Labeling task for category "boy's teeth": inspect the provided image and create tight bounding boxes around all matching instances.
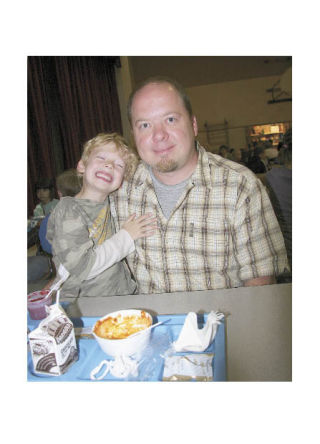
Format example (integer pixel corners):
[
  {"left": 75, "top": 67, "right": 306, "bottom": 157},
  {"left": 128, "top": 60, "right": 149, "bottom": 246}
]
[{"left": 96, "top": 172, "right": 112, "bottom": 181}]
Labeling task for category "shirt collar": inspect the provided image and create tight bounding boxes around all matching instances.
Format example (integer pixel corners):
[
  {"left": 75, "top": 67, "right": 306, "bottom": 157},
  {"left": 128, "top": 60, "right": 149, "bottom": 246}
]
[{"left": 189, "top": 142, "right": 214, "bottom": 189}]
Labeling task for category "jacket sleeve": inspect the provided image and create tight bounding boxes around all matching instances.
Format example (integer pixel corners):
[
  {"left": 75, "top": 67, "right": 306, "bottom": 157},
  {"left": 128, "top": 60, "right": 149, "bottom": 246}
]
[
  {"left": 47, "top": 199, "right": 98, "bottom": 283},
  {"left": 85, "top": 229, "right": 135, "bottom": 280}
]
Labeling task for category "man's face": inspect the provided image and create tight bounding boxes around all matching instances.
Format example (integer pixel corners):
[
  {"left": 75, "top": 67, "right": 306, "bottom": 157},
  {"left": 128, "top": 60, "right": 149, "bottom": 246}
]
[
  {"left": 131, "top": 82, "right": 198, "bottom": 180},
  {"left": 220, "top": 148, "right": 227, "bottom": 158}
]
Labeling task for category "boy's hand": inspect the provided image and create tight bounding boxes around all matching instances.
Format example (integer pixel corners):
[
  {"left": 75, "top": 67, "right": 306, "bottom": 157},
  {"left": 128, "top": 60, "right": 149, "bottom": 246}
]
[{"left": 122, "top": 213, "right": 158, "bottom": 240}]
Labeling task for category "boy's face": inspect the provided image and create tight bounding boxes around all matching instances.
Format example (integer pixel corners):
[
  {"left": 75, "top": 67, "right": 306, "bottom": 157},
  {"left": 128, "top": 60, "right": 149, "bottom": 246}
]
[
  {"left": 77, "top": 143, "right": 126, "bottom": 200},
  {"left": 37, "top": 188, "right": 51, "bottom": 204}
]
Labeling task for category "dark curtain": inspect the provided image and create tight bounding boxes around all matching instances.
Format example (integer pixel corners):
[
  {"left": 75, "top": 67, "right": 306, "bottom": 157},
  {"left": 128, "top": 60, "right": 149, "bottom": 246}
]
[
  {"left": 27, "top": 56, "right": 122, "bottom": 217},
  {"left": 28, "top": 57, "right": 58, "bottom": 216}
]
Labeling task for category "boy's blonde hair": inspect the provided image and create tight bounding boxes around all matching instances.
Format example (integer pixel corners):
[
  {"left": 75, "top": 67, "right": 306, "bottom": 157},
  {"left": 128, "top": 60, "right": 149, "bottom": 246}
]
[{"left": 80, "top": 132, "right": 137, "bottom": 179}]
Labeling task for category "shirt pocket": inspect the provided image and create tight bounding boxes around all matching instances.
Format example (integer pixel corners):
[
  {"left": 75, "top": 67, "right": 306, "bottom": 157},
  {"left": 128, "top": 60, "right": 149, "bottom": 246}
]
[{"left": 188, "top": 217, "right": 231, "bottom": 272}]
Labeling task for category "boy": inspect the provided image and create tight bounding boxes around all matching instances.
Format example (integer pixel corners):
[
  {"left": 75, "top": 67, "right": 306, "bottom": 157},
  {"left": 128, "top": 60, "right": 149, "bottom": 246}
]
[
  {"left": 28, "top": 169, "right": 82, "bottom": 284},
  {"left": 56, "top": 168, "right": 82, "bottom": 199},
  {"left": 40, "top": 168, "right": 82, "bottom": 255},
  {"left": 33, "top": 178, "right": 59, "bottom": 217},
  {"left": 46, "top": 133, "right": 157, "bottom": 307}
]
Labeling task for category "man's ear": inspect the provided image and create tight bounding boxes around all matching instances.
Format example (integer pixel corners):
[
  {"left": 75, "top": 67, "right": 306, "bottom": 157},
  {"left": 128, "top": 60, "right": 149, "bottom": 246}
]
[
  {"left": 192, "top": 115, "right": 198, "bottom": 137},
  {"left": 77, "top": 160, "right": 85, "bottom": 174}
]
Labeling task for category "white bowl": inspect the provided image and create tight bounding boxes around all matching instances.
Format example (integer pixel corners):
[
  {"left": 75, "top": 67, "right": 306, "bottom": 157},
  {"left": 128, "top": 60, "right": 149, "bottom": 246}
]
[{"left": 92, "top": 309, "right": 153, "bottom": 357}]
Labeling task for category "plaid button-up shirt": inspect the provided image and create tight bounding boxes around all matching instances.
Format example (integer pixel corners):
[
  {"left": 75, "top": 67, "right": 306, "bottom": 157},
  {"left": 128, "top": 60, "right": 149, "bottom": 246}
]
[{"left": 110, "top": 145, "right": 289, "bottom": 294}]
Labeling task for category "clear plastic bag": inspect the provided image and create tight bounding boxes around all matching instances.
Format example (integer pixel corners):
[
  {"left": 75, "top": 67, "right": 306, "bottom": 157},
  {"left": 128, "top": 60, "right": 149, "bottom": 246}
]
[{"left": 126, "top": 329, "right": 173, "bottom": 381}]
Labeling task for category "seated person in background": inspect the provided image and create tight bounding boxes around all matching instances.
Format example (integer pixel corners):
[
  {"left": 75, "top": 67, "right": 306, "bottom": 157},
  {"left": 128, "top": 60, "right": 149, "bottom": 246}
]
[
  {"left": 266, "top": 133, "right": 292, "bottom": 272},
  {"left": 39, "top": 169, "right": 82, "bottom": 255},
  {"left": 228, "top": 148, "right": 235, "bottom": 160},
  {"left": 104, "top": 77, "right": 289, "bottom": 294},
  {"left": 247, "top": 145, "right": 270, "bottom": 174},
  {"left": 240, "top": 146, "right": 251, "bottom": 165},
  {"left": 276, "top": 141, "right": 283, "bottom": 153},
  {"left": 28, "top": 178, "right": 59, "bottom": 248},
  {"left": 57, "top": 168, "right": 83, "bottom": 199},
  {"left": 28, "top": 169, "right": 82, "bottom": 282},
  {"left": 218, "top": 145, "right": 229, "bottom": 158},
  {"left": 46, "top": 133, "right": 157, "bottom": 310},
  {"left": 264, "top": 146, "right": 279, "bottom": 168},
  {"left": 33, "top": 178, "right": 59, "bottom": 218},
  {"left": 228, "top": 147, "right": 243, "bottom": 164},
  {"left": 28, "top": 248, "right": 53, "bottom": 283}
]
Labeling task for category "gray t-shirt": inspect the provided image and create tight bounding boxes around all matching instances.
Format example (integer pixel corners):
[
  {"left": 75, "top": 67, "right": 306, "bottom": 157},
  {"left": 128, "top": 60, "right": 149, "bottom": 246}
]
[
  {"left": 47, "top": 197, "right": 136, "bottom": 301},
  {"left": 149, "top": 168, "right": 189, "bottom": 219}
]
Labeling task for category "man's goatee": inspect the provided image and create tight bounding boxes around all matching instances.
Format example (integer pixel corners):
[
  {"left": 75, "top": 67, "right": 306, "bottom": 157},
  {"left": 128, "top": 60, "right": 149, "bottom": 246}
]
[{"left": 155, "top": 158, "right": 178, "bottom": 173}]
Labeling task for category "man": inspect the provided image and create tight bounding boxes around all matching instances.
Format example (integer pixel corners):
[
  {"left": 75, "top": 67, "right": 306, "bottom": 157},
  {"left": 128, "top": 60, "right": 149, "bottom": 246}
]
[
  {"left": 247, "top": 145, "right": 270, "bottom": 174},
  {"left": 109, "top": 77, "right": 289, "bottom": 294}
]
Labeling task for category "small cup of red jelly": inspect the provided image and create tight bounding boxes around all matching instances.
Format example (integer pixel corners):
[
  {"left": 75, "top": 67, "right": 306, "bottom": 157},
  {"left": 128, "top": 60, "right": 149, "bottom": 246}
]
[{"left": 27, "top": 290, "right": 52, "bottom": 320}]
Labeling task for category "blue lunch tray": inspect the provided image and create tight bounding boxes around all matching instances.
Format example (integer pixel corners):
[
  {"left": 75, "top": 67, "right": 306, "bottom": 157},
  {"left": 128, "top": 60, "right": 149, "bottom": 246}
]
[{"left": 27, "top": 312, "right": 226, "bottom": 382}]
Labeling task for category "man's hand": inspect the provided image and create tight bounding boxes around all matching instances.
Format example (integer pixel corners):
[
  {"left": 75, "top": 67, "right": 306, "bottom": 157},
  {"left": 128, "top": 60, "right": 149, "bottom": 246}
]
[{"left": 244, "top": 275, "right": 276, "bottom": 287}]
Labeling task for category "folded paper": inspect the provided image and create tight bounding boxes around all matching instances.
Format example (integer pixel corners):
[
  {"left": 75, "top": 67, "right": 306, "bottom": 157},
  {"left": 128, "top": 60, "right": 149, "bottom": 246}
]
[{"left": 173, "top": 311, "right": 224, "bottom": 352}]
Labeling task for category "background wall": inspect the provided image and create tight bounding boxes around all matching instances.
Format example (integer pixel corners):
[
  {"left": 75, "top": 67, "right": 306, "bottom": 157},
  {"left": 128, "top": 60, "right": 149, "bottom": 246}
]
[
  {"left": 116, "top": 57, "right": 292, "bottom": 154},
  {"left": 115, "top": 57, "right": 134, "bottom": 145},
  {"left": 187, "top": 75, "right": 291, "bottom": 152}
]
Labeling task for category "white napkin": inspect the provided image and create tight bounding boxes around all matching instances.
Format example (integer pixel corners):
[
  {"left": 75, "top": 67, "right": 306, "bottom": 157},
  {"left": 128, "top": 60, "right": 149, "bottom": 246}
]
[{"left": 173, "top": 311, "right": 224, "bottom": 352}]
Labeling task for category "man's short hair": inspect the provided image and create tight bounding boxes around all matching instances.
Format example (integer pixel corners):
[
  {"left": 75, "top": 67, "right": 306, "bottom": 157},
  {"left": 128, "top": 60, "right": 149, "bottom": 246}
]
[{"left": 127, "top": 76, "right": 193, "bottom": 126}]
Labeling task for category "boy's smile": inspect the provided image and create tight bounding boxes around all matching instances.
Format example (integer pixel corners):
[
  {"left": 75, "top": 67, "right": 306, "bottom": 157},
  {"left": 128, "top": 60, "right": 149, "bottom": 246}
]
[
  {"left": 95, "top": 171, "right": 113, "bottom": 183},
  {"left": 77, "top": 143, "right": 126, "bottom": 202}
]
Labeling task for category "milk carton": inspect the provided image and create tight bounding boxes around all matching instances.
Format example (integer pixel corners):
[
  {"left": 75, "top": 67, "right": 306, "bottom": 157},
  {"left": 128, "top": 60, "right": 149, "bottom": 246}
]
[{"left": 28, "top": 303, "right": 78, "bottom": 376}]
